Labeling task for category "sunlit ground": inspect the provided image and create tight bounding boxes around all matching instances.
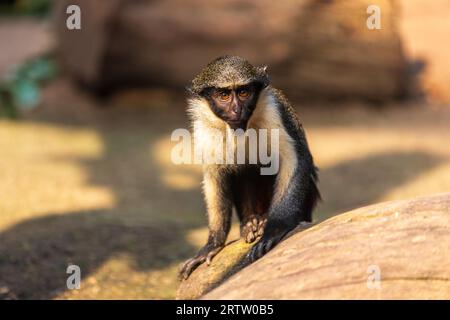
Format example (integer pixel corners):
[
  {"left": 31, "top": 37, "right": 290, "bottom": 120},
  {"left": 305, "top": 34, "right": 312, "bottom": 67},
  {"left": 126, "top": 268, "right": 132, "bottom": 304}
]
[{"left": 1, "top": 78, "right": 450, "bottom": 299}]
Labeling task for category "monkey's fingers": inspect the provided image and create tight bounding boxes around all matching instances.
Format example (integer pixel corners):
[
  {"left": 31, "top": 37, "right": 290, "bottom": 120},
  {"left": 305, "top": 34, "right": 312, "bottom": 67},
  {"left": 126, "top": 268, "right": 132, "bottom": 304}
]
[
  {"left": 249, "top": 239, "right": 273, "bottom": 262},
  {"left": 251, "top": 217, "right": 258, "bottom": 231},
  {"left": 257, "top": 219, "right": 267, "bottom": 237},
  {"left": 246, "top": 232, "right": 284, "bottom": 263},
  {"left": 205, "top": 246, "right": 224, "bottom": 266},
  {"left": 241, "top": 216, "right": 267, "bottom": 244},
  {"left": 178, "top": 256, "right": 206, "bottom": 280}
]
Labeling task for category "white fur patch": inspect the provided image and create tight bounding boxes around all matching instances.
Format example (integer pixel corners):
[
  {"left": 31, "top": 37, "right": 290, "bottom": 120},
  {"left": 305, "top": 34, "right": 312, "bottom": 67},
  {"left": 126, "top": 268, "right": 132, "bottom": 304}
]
[{"left": 188, "top": 87, "right": 298, "bottom": 205}]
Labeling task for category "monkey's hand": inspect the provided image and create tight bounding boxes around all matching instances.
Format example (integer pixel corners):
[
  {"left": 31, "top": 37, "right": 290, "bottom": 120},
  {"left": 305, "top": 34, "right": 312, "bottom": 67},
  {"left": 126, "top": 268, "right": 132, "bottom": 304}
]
[
  {"left": 241, "top": 215, "right": 267, "bottom": 243},
  {"left": 178, "top": 244, "right": 224, "bottom": 280},
  {"left": 245, "top": 224, "right": 289, "bottom": 263}
]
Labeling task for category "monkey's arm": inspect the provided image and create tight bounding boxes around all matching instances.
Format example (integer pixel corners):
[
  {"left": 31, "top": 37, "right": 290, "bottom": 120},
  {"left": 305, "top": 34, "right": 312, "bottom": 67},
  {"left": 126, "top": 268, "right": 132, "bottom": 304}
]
[{"left": 179, "top": 167, "right": 233, "bottom": 279}]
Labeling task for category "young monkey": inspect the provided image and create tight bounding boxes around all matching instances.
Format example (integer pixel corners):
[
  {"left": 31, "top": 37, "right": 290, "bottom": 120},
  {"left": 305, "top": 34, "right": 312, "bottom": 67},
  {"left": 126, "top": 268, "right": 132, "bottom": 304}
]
[{"left": 179, "top": 56, "right": 320, "bottom": 279}]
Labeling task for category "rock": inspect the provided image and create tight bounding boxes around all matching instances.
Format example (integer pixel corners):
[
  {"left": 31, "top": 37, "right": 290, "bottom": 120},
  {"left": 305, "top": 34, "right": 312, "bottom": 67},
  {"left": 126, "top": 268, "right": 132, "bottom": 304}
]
[
  {"left": 202, "top": 193, "right": 450, "bottom": 299},
  {"left": 176, "top": 193, "right": 450, "bottom": 299},
  {"left": 176, "top": 222, "right": 315, "bottom": 299},
  {"left": 54, "top": 0, "right": 407, "bottom": 101},
  {"left": 53, "top": 0, "right": 121, "bottom": 87},
  {"left": 176, "top": 240, "right": 253, "bottom": 300}
]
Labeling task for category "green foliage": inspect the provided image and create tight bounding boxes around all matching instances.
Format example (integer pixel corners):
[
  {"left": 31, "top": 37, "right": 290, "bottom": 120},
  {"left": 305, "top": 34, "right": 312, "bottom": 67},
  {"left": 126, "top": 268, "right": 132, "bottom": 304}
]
[
  {"left": 0, "top": 57, "right": 57, "bottom": 119},
  {"left": 0, "top": 0, "right": 52, "bottom": 17}
]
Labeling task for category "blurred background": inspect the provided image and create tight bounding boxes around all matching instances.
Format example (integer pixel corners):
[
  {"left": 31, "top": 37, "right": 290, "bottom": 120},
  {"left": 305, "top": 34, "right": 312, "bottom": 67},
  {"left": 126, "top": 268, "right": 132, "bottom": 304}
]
[{"left": 0, "top": 0, "right": 449, "bottom": 299}]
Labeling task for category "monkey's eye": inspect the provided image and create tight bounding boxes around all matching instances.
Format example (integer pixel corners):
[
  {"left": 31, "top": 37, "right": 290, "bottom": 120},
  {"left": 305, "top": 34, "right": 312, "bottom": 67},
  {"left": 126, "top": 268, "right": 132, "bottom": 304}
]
[
  {"left": 238, "top": 89, "right": 249, "bottom": 98},
  {"left": 218, "top": 91, "right": 231, "bottom": 101}
]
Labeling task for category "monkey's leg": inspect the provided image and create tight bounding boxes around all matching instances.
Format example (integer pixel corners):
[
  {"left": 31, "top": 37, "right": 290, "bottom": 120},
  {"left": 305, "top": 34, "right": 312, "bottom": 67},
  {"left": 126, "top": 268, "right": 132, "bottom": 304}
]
[
  {"left": 179, "top": 168, "right": 232, "bottom": 280},
  {"left": 233, "top": 168, "right": 273, "bottom": 243},
  {"left": 237, "top": 187, "right": 271, "bottom": 243},
  {"left": 246, "top": 164, "right": 320, "bottom": 263}
]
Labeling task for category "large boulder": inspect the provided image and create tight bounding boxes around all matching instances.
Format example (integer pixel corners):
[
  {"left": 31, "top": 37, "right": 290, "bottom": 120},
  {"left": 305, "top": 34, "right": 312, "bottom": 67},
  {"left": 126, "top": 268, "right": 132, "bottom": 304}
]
[
  {"left": 178, "top": 193, "right": 450, "bottom": 299},
  {"left": 54, "top": 0, "right": 407, "bottom": 100}
]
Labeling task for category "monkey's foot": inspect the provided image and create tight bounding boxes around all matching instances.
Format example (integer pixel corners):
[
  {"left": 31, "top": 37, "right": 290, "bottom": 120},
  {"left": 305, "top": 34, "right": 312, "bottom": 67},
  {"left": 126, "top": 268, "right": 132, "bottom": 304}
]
[
  {"left": 178, "top": 246, "right": 224, "bottom": 280},
  {"left": 241, "top": 216, "right": 267, "bottom": 243},
  {"left": 246, "top": 231, "right": 287, "bottom": 263}
]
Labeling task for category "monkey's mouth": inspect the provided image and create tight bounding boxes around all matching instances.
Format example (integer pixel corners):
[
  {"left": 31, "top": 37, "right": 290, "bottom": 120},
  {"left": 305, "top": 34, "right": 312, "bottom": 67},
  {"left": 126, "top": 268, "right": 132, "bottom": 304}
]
[{"left": 227, "top": 120, "right": 247, "bottom": 130}]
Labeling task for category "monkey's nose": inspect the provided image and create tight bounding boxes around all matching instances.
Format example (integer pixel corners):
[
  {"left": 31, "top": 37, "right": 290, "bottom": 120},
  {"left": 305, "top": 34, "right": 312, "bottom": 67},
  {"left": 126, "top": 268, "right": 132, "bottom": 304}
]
[{"left": 231, "top": 104, "right": 240, "bottom": 116}]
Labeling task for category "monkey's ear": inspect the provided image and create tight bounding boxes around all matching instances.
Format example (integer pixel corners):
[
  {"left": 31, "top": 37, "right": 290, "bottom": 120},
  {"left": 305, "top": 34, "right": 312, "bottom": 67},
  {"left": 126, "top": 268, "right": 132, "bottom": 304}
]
[
  {"left": 257, "top": 65, "right": 268, "bottom": 74},
  {"left": 185, "top": 85, "right": 198, "bottom": 97},
  {"left": 257, "top": 65, "right": 269, "bottom": 87}
]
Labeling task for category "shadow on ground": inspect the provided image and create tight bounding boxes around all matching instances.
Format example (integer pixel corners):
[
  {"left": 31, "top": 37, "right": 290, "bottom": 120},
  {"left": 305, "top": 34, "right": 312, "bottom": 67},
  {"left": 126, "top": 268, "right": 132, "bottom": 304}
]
[{"left": 0, "top": 209, "right": 193, "bottom": 299}]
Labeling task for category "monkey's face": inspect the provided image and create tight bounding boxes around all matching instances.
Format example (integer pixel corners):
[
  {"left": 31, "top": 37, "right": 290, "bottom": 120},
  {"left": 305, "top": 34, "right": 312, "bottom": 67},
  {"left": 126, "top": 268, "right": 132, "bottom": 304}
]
[{"left": 202, "top": 82, "right": 262, "bottom": 130}]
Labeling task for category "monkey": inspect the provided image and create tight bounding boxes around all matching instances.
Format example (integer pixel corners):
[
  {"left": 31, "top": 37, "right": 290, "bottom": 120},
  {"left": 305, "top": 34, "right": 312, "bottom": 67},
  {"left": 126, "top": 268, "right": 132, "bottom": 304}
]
[{"left": 179, "top": 56, "right": 320, "bottom": 280}]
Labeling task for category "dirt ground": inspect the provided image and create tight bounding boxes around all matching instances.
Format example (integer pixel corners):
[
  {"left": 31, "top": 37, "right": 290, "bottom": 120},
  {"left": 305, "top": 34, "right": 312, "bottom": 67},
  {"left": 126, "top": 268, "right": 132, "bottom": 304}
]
[
  {"left": 1, "top": 78, "right": 450, "bottom": 299},
  {"left": 1, "top": 0, "right": 450, "bottom": 299}
]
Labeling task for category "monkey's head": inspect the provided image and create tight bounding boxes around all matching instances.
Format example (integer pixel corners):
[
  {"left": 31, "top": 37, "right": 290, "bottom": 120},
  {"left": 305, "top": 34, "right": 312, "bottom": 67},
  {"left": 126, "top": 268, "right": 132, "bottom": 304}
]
[{"left": 188, "top": 56, "right": 269, "bottom": 130}]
